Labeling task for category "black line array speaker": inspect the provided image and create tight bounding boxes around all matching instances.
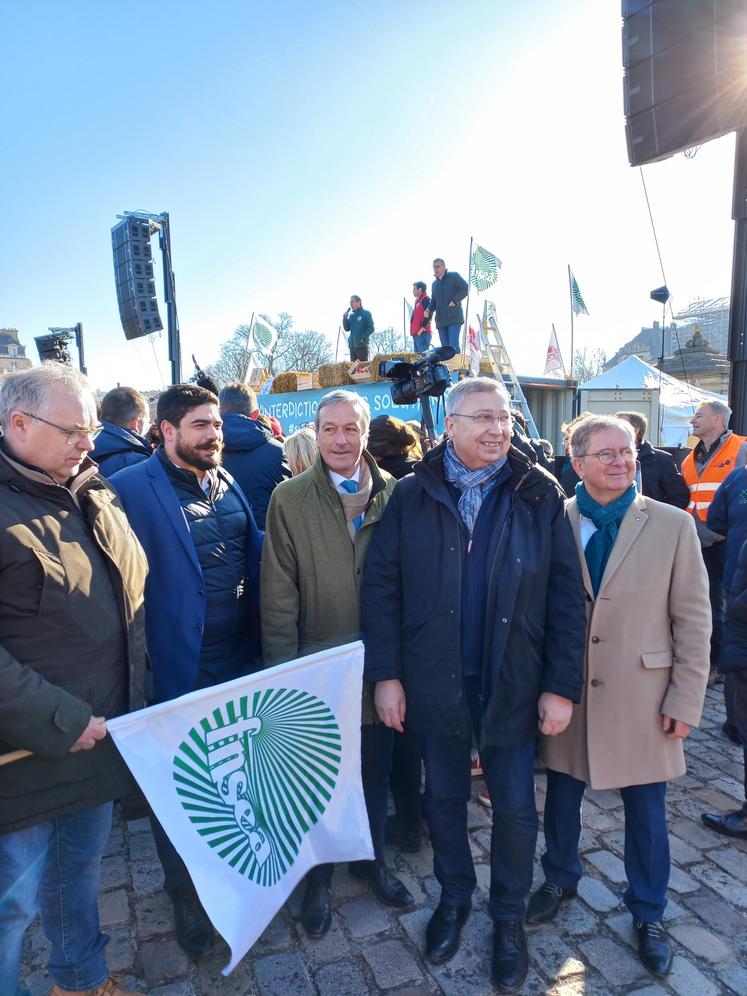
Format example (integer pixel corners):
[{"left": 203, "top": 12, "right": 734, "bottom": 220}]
[
  {"left": 623, "top": 0, "right": 747, "bottom": 167},
  {"left": 111, "top": 217, "right": 164, "bottom": 340}
]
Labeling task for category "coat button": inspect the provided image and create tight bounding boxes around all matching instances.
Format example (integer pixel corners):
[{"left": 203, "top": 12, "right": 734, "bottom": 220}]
[
  {"left": 501, "top": 617, "right": 508, "bottom": 623},
  {"left": 591, "top": 678, "right": 601, "bottom": 687},
  {"left": 355, "top": 568, "right": 361, "bottom": 575},
  {"left": 591, "top": 635, "right": 600, "bottom": 643}
]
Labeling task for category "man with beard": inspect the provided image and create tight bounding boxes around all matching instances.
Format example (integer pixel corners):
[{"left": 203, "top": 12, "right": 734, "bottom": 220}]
[{"left": 111, "top": 384, "right": 262, "bottom": 961}]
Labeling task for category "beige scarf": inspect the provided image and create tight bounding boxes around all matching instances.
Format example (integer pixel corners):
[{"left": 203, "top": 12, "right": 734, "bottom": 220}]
[{"left": 337, "top": 460, "right": 373, "bottom": 541}]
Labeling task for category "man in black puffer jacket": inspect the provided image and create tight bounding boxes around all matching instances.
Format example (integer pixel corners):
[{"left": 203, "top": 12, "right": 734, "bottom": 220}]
[
  {"left": 219, "top": 382, "right": 291, "bottom": 529},
  {"left": 362, "top": 377, "right": 585, "bottom": 990},
  {"left": 111, "top": 384, "right": 262, "bottom": 963}
]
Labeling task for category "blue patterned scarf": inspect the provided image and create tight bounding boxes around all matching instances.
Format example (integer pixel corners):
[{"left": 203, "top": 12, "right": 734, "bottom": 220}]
[
  {"left": 575, "top": 481, "right": 637, "bottom": 595},
  {"left": 443, "top": 442, "right": 508, "bottom": 538}
]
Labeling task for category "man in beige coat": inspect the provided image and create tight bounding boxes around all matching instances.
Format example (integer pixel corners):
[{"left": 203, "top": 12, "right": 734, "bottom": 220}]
[
  {"left": 261, "top": 389, "right": 412, "bottom": 938},
  {"left": 527, "top": 415, "right": 710, "bottom": 980}
]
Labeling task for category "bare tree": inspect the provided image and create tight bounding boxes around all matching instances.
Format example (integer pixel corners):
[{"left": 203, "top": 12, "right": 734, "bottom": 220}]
[
  {"left": 572, "top": 347, "right": 607, "bottom": 383},
  {"left": 369, "top": 326, "right": 404, "bottom": 355},
  {"left": 206, "top": 314, "right": 334, "bottom": 388}
]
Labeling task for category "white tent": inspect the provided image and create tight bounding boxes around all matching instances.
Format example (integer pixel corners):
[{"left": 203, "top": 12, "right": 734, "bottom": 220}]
[{"left": 580, "top": 355, "right": 726, "bottom": 446}]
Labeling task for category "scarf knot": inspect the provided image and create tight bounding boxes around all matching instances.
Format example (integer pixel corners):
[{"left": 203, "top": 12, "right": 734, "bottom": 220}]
[
  {"left": 575, "top": 482, "right": 637, "bottom": 595},
  {"left": 443, "top": 443, "right": 508, "bottom": 537}
]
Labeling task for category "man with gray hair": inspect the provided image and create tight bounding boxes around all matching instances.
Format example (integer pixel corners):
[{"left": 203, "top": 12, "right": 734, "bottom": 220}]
[
  {"left": 362, "top": 376, "right": 585, "bottom": 990},
  {"left": 0, "top": 364, "right": 147, "bottom": 996},
  {"left": 261, "top": 389, "right": 413, "bottom": 937}
]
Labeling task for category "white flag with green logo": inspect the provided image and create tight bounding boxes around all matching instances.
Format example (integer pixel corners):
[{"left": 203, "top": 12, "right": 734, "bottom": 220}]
[
  {"left": 569, "top": 270, "right": 589, "bottom": 316},
  {"left": 251, "top": 315, "right": 278, "bottom": 352},
  {"left": 108, "top": 643, "right": 372, "bottom": 974}
]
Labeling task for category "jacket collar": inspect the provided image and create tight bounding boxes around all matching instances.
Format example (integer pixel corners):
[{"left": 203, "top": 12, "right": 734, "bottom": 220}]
[
  {"left": 416, "top": 440, "right": 554, "bottom": 506},
  {"left": 0, "top": 443, "right": 100, "bottom": 505},
  {"left": 310, "top": 448, "right": 390, "bottom": 500},
  {"left": 567, "top": 491, "right": 648, "bottom": 598}
]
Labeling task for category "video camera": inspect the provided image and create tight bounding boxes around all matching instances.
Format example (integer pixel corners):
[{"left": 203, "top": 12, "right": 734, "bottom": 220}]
[{"left": 378, "top": 345, "right": 455, "bottom": 405}]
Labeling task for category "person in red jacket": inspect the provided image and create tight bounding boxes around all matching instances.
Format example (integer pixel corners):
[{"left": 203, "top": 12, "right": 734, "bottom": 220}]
[{"left": 410, "top": 281, "right": 433, "bottom": 354}]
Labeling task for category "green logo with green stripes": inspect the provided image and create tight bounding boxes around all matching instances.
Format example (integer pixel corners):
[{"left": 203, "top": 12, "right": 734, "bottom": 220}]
[{"left": 172, "top": 688, "right": 342, "bottom": 886}]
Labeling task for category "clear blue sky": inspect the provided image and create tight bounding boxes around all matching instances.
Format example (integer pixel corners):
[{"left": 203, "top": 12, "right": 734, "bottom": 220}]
[{"left": 0, "top": 0, "right": 737, "bottom": 390}]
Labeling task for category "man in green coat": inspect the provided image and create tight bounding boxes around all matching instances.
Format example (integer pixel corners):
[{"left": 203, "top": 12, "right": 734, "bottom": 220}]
[{"left": 262, "top": 389, "right": 413, "bottom": 937}]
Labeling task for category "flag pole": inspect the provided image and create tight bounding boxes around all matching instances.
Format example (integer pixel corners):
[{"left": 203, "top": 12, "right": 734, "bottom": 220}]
[
  {"left": 567, "top": 265, "right": 575, "bottom": 379},
  {"left": 335, "top": 324, "right": 343, "bottom": 363},
  {"left": 243, "top": 311, "right": 255, "bottom": 381},
  {"left": 462, "top": 236, "right": 474, "bottom": 369},
  {"left": 403, "top": 297, "right": 407, "bottom": 349}
]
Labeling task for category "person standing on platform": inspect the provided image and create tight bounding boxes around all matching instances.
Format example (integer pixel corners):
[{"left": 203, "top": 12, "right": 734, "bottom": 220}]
[
  {"left": 410, "top": 281, "right": 433, "bottom": 354},
  {"left": 343, "top": 296, "right": 374, "bottom": 361},
  {"left": 428, "top": 258, "right": 469, "bottom": 351}
]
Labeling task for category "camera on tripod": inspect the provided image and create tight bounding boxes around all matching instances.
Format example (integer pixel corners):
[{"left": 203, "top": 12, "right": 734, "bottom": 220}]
[{"left": 378, "top": 345, "right": 456, "bottom": 405}]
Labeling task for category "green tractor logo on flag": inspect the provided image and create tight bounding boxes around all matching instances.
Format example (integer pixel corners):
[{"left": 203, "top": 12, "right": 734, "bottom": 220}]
[{"left": 172, "top": 688, "right": 342, "bottom": 887}]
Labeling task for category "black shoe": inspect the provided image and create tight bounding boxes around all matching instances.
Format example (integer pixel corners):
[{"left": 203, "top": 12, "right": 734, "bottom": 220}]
[
  {"left": 385, "top": 814, "right": 423, "bottom": 853},
  {"left": 300, "top": 879, "right": 332, "bottom": 938},
  {"left": 349, "top": 860, "right": 414, "bottom": 907},
  {"left": 635, "top": 920, "right": 673, "bottom": 978},
  {"left": 525, "top": 881, "right": 577, "bottom": 924},
  {"left": 425, "top": 902, "right": 470, "bottom": 964},
  {"left": 722, "top": 722, "right": 744, "bottom": 746},
  {"left": 172, "top": 893, "right": 215, "bottom": 959},
  {"left": 701, "top": 809, "right": 747, "bottom": 839},
  {"left": 491, "top": 920, "right": 528, "bottom": 992}
]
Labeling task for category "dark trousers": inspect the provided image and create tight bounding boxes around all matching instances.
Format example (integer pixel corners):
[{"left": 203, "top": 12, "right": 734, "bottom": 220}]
[
  {"left": 726, "top": 669, "right": 747, "bottom": 806},
  {"left": 308, "top": 724, "right": 394, "bottom": 886},
  {"left": 703, "top": 543, "right": 725, "bottom": 669},
  {"left": 419, "top": 724, "right": 537, "bottom": 921},
  {"left": 350, "top": 346, "right": 369, "bottom": 362},
  {"left": 390, "top": 730, "right": 423, "bottom": 834},
  {"left": 542, "top": 769, "right": 669, "bottom": 923},
  {"left": 151, "top": 813, "right": 193, "bottom": 898}
]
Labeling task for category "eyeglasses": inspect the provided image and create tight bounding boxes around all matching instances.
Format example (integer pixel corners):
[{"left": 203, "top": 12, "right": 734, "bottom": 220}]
[
  {"left": 577, "top": 447, "right": 635, "bottom": 465},
  {"left": 449, "top": 413, "right": 512, "bottom": 429},
  {"left": 20, "top": 411, "right": 103, "bottom": 446}
]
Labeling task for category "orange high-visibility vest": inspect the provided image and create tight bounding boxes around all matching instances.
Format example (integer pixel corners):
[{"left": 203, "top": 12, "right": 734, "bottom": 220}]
[{"left": 681, "top": 433, "right": 747, "bottom": 521}]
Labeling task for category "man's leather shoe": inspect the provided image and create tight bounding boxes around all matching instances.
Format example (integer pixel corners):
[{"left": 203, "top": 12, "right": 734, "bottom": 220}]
[
  {"left": 349, "top": 860, "right": 414, "bottom": 907},
  {"left": 525, "top": 881, "right": 577, "bottom": 924},
  {"left": 635, "top": 920, "right": 673, "bottom": 977},
  {"left": 300, "top": 880, "right": 332, "bottom": 938},
  {"left": 385, "top": 814, "right": 423, "bottom": 853},
  {"left": 50, "top": 977, "right": 144, "bottom": 996},
  {"left": 701, "top": 809, "right": 747, "bottom": 839},
  {"left": 491, "top": 920, "right": 528, "bottom": 992},
  {"left": 425, "top": 902, "right": 470, "bottom": 964},
  {"left": 172, "top": 893, "right": 215, "bottom": 959},
  {"left": 721, "top": 722, "right": 743, "bottom": 745}
]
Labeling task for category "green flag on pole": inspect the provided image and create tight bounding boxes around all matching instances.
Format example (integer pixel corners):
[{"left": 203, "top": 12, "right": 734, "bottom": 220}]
[
  {"left": 470, "top": 245, "right": 502, "bottom": 292},
  {"left": 570, "top": 271, "right": 589, "bottom": 316},
  {"left": 252, "top": 315, "right": 278, "bottom": 352}
]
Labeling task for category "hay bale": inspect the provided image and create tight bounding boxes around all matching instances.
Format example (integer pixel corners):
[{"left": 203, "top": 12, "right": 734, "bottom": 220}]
[
  {"left": 318, "top": 362, "right": 354, "bottom": 388},
  {"left": 369, "top": 351, "right": 420, "bottom": 381},
  {"left": 270, "top": 371, "right": 312, "bottom": 394}
]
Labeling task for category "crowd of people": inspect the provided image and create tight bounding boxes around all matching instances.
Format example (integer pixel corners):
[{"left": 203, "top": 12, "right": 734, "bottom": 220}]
[{"left": 0, "top": 358, "right": 744, "bottom": 996}]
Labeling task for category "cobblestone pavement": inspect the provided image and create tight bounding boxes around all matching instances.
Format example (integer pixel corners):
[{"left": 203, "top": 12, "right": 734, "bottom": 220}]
[{"left": 20, "top": 685, "right": 747, "bottom": 995}]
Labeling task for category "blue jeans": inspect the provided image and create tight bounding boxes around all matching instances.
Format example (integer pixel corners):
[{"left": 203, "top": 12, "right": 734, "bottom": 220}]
[
  {"left": 542, "top": 769, "right": 669, "bottom": 922},
  {"left": 438, "top": 324, "right": 462, "bottom": 351},
  {"left": 0, "top": 803, "right": 113, "bottom": 994},
  {"left": 412, "top": 333, "right": 432, "bottom": 354}
]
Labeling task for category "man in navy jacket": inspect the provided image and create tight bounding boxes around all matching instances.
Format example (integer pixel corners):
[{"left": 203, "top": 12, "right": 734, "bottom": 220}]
[
  {"left": 219, "top": 382, "right": 291, "bottom": 529},
  {"left": 111, "top": 384, "right": 261, "bottom": 962},
  {"left": 91, "top": 386, "right": 152, "bottom": 477},
  {"left": 429, "top": 258, "right": 469, "bottom": 351},
  {"left": 362, "top": 377, "right": 585, "bottom": 991}
]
